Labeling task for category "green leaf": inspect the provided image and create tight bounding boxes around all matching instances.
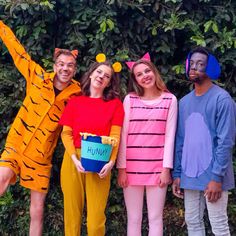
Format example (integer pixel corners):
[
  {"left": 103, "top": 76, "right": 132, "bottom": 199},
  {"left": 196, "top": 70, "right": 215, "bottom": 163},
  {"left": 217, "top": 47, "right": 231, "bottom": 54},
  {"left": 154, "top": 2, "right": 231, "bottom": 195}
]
[
  {"left": 190, "top": 36, "right": 206, "bottom": 46},
  {"left": 106, "top": 19, "right": 114, "bottom": 30},
  {"left": 212, "top": 22, "right": 218, "bottom": 33},
  {"left": 172, "top": 64, "right": 185, "bottom": 74},
  {"left": 151, "top": 27, "right": 157, "bottom": 36},
  {"left": 20, "top": 3, "right": 29, "bottom": 10},
  {"left": 204, "top": 20, "right": 212, "bottom": 32},
  {"left": 100, "top": 21, "right": 107, "bottom": 33}
]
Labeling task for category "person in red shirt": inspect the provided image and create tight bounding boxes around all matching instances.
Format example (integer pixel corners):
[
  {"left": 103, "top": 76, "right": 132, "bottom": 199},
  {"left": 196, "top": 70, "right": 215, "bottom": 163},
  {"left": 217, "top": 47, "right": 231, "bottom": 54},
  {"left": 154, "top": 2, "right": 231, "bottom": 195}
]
[{"left": 59, "top": 59, "right": 124, "bottom": 236}]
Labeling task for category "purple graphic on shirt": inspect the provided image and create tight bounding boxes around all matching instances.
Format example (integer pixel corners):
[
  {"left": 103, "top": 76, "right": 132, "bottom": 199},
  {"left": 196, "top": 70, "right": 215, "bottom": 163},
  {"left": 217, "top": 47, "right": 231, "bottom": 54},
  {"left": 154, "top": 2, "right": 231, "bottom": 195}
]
[{"left": 181, "top": 113, "right": 212, "bottom": 178}]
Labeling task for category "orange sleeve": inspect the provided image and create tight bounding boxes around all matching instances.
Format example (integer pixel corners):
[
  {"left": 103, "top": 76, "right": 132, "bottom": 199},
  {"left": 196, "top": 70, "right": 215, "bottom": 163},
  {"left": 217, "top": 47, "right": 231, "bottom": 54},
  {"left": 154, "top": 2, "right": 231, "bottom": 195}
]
[
  {"left": 0, "top": 20, "right": 45, "bottom": 85},
  {"left": 109, "top": 125, "right": 122, "bottom": 162},
  {"left": 61, "top": 125, "right": 76, "bottom": 157}
]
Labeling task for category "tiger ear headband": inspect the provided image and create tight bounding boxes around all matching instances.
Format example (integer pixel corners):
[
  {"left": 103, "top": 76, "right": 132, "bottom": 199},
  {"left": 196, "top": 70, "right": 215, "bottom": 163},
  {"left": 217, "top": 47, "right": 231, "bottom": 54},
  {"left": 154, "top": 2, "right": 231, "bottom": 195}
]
[
  {"left": 54, "top": 48, "right": 79, "bottom": 59},
  {"left": 125, "top": 52, "right": 151, "bottom": 70},
  {"left": 96, "top": 53, "right": 122, "bottom": 72}
]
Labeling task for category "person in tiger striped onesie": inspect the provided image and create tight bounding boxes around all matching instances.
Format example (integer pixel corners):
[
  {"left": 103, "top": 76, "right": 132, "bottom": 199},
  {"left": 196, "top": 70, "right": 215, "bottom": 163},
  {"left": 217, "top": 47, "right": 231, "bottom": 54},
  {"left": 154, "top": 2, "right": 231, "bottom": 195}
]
[{"left": 0, "top": 20, "right": 80, "bottom": 236}]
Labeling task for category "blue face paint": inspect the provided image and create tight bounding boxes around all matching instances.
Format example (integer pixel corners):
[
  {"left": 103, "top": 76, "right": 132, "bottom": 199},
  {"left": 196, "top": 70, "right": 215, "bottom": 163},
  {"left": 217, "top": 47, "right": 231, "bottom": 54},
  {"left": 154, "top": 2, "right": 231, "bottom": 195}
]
[{"left": 186, "top": 52, "right": 221, "bottom": 80}]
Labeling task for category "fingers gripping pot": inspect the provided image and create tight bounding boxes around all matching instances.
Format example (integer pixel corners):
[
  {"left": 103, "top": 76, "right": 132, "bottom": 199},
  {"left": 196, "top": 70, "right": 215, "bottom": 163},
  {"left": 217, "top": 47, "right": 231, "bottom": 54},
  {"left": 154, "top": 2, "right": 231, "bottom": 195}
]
[{"left": 80, "top": 133, "right": 117, "bottom": 172}]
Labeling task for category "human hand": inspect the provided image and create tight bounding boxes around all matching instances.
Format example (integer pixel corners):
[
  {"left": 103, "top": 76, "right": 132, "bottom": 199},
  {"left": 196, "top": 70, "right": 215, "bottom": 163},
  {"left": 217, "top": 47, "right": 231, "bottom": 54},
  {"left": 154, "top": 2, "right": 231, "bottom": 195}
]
[
  {"left": 98, "top": 160, "right": 114, "bottom": 178},
  {"left": 159, "top": 168, "right": 172, "bottom": 188},
  {"left": 117, "top": 168, "right": 128, "bottom": 188},
  {"left": 204, "top": 181, "right": 222, "bottom": 203},
  {"left": 101, "top": 136, "right": 118, "bottom": 147},
  {"left": 80, "top": 132, "right": 95, "bottom": 140},
  {"left": 71, "top": 154, "right": 85, "bottom": 173},
  {"left": 172, "top": 178, "right": 184, "bottom": 199}
]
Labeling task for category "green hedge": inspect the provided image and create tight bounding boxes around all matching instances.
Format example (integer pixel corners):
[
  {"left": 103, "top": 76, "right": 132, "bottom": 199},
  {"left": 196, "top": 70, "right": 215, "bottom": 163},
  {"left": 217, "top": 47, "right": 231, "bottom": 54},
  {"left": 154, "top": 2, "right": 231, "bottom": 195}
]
[{"left": 0, "top": 0, "right": 235, "bottom": 235}]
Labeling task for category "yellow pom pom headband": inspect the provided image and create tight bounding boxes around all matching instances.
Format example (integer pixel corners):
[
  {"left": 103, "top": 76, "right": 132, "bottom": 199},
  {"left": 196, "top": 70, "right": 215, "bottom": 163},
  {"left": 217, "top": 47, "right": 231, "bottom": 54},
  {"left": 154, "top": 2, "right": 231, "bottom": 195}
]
[{"left": 96, "top": 53, "right": 122, "bottom": 73}]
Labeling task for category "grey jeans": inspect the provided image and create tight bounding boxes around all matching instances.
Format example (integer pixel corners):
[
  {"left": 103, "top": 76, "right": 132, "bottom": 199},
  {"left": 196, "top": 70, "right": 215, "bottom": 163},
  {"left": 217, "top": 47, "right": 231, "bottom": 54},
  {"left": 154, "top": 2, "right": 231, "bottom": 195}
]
[{"left": 184, "top": 190, "right": 230, "bottom": 236}]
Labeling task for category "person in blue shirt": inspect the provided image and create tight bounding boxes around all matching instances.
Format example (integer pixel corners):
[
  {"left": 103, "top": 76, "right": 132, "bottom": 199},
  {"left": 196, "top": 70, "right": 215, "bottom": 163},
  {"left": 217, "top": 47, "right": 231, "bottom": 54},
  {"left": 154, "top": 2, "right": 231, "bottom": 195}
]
[{"left": 172, "top": 47, "right": 235, "bottom": 236}]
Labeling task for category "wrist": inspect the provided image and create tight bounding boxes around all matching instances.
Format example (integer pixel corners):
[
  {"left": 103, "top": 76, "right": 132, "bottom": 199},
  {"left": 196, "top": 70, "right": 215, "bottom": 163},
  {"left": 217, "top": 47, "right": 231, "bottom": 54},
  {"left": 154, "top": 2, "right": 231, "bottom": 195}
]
[
  {"left": 109, "top": 160, "right": 115, "bottom": 167},
  {"left": 71, "top": 154, "right": 79, "bottom": 163},
  {"left": 211, "top": 173, "right": 223, "bottom": 183},
  {"left": 162, "top": 167, "right": 171, "bottom": 172}
]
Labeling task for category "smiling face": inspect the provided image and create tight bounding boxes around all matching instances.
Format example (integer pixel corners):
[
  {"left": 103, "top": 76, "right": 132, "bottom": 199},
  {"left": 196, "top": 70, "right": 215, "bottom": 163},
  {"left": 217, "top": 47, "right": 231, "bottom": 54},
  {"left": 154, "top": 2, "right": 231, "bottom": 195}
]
[
  {"left": 133, "top": 63, "right": 156, "bottom": 90},
  {"left": 89, "top": 64, "right": 112, "bottom": 94},
  {"left": 53, "top": 54, "right": 76, "bottom": 87},
  {"left": 189, "top": 52, "right": 208, "bottom": 83}
]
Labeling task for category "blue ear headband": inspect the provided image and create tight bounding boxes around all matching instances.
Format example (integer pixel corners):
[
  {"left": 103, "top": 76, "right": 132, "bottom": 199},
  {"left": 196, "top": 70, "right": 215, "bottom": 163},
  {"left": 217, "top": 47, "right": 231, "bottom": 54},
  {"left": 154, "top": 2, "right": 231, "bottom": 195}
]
[{"left": 186, "top": 52, "right": 221, "bottom": 80}]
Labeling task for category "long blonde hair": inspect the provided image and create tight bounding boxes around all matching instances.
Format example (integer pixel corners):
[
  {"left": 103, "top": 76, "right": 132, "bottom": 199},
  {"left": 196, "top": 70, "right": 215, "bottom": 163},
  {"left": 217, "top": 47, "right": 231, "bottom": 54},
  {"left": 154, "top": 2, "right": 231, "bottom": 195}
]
[{"left": 128, "top": 59, "right": 168, "bottom": 96}]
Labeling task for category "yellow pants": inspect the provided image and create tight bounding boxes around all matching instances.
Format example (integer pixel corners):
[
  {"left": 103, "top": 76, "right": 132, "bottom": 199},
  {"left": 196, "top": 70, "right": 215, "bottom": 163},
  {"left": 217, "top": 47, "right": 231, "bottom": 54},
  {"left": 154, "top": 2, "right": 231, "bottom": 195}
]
[{"left": 61, "top": 150, "right": 111, "bottom": 236}]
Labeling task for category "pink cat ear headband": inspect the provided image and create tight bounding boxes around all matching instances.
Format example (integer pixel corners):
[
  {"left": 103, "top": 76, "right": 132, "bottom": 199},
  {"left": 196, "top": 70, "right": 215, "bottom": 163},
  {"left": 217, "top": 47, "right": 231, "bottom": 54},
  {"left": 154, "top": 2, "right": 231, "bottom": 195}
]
[{"left": 125, "top": 52, "right": 151, "bottom": 70}]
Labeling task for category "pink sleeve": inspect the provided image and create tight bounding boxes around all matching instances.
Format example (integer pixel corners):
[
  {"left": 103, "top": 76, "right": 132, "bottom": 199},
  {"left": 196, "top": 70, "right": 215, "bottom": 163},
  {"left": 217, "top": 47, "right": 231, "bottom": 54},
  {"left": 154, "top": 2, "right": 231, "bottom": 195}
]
[
  {"left": 163, "top": 94, "right": 178, "bottom": 168},
  {"left": 116, "top": 95, "right": 130, "bottom": 169}
]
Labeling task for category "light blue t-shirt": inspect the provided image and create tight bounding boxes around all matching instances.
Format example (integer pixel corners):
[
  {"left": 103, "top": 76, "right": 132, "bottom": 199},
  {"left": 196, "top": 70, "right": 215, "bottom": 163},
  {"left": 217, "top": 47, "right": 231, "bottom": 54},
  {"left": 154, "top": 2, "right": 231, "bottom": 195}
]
[{"left": 173, "top": 84, "right": 235, "bottom": 191}]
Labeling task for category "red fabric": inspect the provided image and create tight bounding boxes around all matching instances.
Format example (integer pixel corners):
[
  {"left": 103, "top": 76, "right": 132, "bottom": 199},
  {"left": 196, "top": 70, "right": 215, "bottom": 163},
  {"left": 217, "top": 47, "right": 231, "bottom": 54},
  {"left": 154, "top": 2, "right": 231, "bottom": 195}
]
[{"left": 59, "top": 95, "right": 124, "bottom": 147}]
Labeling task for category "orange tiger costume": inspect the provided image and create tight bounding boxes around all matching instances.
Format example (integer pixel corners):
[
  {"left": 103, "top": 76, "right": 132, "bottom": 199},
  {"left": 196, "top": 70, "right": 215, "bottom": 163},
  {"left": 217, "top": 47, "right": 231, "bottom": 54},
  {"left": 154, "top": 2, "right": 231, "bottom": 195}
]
[{"left": 0, "top": 21, "right": 81, "bottom": 193}]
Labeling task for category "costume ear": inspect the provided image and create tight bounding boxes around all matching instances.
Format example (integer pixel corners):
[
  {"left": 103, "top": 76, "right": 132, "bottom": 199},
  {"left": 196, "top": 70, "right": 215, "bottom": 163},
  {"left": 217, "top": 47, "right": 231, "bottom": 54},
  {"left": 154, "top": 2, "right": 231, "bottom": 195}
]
[
  {"left": 126, "top": 52, "right": 151, "bottom": 70},
  {"left": 71, "top": 50, "right": 79, "bottom": 59},
  {"left": 96, "top": 53, "right": 106, "bottom": 63},
  {"left": 205, "top": 54, "right": 221, "bottom": 80},
  {"left": 141, "top": 52, "right": 151, "bottom": 61},
  {"left": 112, "top": 62, "right": 122, "bottom": 72},
  {"left": 54, "top": 48, "right": 61, "bottom": 57},
  {"left": 125, "top": 61, "right": 135, "bottom": 70}
]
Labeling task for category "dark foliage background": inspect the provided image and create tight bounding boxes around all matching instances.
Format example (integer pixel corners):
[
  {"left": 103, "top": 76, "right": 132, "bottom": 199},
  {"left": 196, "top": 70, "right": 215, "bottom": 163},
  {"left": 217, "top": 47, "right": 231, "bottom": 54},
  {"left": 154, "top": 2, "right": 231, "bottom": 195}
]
[{"left": 0, "top": 0, "right": 235, "bottom": 235}]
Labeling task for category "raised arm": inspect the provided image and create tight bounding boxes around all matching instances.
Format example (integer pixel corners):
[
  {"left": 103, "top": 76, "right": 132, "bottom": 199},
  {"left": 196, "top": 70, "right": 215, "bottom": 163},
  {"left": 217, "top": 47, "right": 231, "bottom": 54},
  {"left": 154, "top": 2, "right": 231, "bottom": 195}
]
[{"left": 0, "top": 20, "right": 45, "bottom": 85}]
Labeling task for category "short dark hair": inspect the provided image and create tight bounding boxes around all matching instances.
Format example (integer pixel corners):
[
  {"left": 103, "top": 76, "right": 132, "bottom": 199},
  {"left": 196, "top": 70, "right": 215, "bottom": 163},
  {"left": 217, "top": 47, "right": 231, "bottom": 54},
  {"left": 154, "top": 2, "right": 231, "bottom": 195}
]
[
  {"left": 190, "top": 46, "right": 209, "bottom": 57},
  {"left": 80, "top": 61, "right": 120, "bottom": 101}
]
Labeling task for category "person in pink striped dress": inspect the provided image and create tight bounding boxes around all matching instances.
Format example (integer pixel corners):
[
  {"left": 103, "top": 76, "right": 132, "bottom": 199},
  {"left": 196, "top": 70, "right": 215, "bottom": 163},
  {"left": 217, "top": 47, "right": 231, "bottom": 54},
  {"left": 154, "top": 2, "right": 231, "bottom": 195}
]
[{"left": 117, "top": 53, "right": 178, "bottom": 236}]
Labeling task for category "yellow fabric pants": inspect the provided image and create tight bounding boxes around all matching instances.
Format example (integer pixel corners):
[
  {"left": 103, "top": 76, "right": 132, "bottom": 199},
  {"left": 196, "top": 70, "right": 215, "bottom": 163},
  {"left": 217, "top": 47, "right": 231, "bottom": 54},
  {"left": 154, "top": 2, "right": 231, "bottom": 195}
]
[{"left": 61, "top": 150, "right": 111, "bottom": 236}]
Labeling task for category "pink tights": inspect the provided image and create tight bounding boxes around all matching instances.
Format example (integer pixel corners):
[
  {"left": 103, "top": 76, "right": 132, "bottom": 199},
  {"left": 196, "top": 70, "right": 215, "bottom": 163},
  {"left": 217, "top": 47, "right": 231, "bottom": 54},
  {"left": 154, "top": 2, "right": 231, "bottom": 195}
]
[{"left": 123, "top": 185, "right": 167, "bottom": 236}]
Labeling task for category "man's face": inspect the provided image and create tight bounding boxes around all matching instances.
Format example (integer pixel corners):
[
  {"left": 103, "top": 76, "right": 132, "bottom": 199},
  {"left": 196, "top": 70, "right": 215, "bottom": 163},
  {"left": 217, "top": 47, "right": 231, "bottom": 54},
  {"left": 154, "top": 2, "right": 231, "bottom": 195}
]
[
  {"left": 189, "top": 52, "right": 208, "bottom": 83},
  {"left": 53, "top": 54, "right": 76, "bottom": 86}
]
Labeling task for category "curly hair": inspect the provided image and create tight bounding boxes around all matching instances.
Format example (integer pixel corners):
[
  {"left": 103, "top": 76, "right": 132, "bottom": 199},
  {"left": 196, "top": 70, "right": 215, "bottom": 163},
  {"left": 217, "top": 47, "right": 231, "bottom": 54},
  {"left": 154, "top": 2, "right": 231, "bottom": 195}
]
[
  {"left": 80, "top": 61, "right": 120, "bottom": 101},
  {"left": 128, "top": 59, "right": 168, "bottom": 96}
]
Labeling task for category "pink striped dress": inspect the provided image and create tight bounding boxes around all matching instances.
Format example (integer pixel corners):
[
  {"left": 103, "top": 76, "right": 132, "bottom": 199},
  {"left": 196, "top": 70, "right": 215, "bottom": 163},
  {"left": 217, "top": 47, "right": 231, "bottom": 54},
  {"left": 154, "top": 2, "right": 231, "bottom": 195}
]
[{"left": 117, "top": 92, "right": 177, "bottom": 185}]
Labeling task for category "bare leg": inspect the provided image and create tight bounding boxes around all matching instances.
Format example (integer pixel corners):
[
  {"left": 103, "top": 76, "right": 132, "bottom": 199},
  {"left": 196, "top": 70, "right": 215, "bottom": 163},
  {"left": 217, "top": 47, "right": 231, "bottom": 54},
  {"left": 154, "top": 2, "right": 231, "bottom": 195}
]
[
  {"left": 29, "top": 190, "right": 47, "bottom": 236},
  {"left": 0, "top": 166, "right": 15, "bottom": 196}
]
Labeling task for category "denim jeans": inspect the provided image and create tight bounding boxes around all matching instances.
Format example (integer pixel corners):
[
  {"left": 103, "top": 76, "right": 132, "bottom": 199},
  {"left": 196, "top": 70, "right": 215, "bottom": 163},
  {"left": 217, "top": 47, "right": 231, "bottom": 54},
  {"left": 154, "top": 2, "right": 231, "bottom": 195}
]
[{"left": 184, "top": 190, "right": 230, "bottom": 236}]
